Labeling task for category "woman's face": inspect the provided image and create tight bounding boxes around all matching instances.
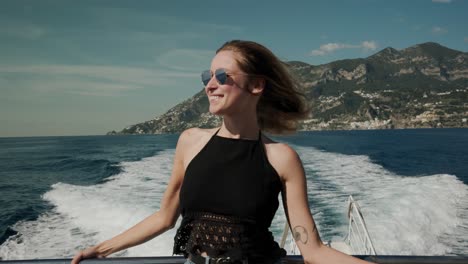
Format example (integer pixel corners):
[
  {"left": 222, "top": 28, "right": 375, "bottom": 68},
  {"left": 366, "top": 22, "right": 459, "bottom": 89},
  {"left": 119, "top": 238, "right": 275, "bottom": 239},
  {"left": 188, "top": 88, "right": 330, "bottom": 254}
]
[{"left": 205, "top": 50, "right": 256, "bottom": 116}]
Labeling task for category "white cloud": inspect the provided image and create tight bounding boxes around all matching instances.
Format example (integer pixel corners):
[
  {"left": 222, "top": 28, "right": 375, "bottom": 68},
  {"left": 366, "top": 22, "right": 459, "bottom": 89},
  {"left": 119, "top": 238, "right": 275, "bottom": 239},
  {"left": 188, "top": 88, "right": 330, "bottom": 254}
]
[
  {"left": 0, "top": 64, "right": 198, "bottom": 96},
  {"left": 432, "top": 26, "right": 448, "bottom": 34},
  {"left": 464, "top": 37, "right": 468, "bottom": 43},
  {"left": 432, "top": 0, "right": 452, "bottom": 3},
  {"left": 29, "top": 79, "right": 142, "bottom": 97},
  {"left": 0, "top": 9, "right": 242, "bottom": 66},
  {"left": 0, "top": 20, "right": 46, "bottom": 39},
  {"left": 310, "top": 43, "right": 350, "bottom": 56},
  {"left": 309, "top": 41, "right": 378, "bottom": 56},
  {"left": 90, "top": 7, "right": 242, "bottom": 39},
  {"left": 362, "top": 41, "right": 378, "bottom": 51}
]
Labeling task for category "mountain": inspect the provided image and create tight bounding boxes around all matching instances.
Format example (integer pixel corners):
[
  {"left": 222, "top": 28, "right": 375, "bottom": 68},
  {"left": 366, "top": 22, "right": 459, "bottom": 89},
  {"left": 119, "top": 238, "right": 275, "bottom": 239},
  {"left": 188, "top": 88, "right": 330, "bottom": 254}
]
[{"left": 107, "top": 42, "right": 468, "bottom": 135}]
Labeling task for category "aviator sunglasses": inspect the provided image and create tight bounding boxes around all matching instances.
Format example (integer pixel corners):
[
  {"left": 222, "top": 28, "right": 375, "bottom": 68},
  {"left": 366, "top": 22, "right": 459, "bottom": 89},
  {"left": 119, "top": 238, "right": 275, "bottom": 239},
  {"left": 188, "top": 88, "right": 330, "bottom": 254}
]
[{"left": 201, "top": 68, "right": 244, "bottom": 86}]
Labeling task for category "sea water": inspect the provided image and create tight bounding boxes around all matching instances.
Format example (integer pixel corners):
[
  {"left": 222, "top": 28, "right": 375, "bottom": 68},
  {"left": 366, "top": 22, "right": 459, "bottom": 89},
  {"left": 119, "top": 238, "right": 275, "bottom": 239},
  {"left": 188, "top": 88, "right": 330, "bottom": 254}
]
[{"left": 0, "top": 128, "right": 467, "bottom": 259}]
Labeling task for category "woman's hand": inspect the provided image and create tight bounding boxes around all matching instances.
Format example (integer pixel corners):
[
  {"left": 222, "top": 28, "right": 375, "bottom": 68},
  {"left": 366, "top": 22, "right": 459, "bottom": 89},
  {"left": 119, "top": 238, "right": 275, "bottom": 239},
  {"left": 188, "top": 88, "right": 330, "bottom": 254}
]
[{"left": 71, "top": 245, "right": 105, "bottom": 264}]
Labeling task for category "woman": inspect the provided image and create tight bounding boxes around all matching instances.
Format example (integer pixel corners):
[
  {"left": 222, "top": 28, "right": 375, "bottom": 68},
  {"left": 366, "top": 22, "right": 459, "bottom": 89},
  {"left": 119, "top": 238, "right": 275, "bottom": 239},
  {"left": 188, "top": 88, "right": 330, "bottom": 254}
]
[{"left": 72, "top": 40, "right": 374, "bottom": 264}]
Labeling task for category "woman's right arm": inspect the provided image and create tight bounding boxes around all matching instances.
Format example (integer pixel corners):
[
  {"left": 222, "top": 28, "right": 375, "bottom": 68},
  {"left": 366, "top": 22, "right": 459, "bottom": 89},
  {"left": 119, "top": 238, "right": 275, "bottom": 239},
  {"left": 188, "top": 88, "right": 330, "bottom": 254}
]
[{"left": 71, "top": 129, "right": 193, "bottom": 263}]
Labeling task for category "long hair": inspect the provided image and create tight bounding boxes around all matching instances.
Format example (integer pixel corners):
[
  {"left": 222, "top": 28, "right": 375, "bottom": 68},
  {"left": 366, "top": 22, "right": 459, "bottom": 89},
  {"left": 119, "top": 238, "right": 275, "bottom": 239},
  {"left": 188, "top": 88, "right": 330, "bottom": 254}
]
[{"left": 217, "top": 40, "right": 310, "bottom": 134}]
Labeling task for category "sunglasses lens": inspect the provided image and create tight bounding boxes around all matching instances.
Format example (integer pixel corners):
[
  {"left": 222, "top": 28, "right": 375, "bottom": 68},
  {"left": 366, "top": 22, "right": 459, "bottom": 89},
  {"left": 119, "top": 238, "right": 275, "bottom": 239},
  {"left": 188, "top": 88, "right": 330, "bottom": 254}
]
[
  {"left": 201, "top": 70, "right": 211, "bottom": 85},
  {"left": 215, "top": 68, "right": 227, "bottom": 85},
  {"left": 201, "top": 68, "right": 228, "bottom": 86}
]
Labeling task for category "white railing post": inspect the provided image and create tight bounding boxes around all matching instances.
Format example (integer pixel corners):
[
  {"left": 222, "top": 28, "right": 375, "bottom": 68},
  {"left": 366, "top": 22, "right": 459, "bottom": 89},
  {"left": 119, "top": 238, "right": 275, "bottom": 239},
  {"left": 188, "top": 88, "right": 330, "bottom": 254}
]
[{"left": 346, "top": 195, "right": 377, "bottom": 255}]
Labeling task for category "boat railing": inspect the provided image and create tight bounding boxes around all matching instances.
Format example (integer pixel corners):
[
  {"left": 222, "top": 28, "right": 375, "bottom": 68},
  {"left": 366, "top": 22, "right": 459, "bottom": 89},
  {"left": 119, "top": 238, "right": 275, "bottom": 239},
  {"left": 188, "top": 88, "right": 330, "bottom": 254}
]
[
  {"left": 2, "top": 255, "right": 468, "bottom": 264},
  {"left": 280, "top": 195, "right": 376, "bottom": 256},
  {"left": 280, "top": 220, "right": 300, "bottom": 255},
  {"left": 346, "top": 195, "right": 377, "bottom": 255}
]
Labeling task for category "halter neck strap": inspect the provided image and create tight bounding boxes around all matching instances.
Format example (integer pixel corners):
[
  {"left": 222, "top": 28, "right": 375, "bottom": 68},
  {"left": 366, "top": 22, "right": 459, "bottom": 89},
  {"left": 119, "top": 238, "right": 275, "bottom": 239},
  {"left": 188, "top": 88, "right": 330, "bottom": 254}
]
[{"left": 213, "top": 127, "right": 262, "bottom": 141}]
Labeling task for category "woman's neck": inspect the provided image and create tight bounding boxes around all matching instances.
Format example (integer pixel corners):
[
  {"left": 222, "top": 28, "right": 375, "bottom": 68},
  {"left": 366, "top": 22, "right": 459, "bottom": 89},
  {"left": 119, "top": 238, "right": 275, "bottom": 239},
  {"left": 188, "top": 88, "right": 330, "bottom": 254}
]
[{"left": 219, "top": 116, "right": 260, "bottom": 140}]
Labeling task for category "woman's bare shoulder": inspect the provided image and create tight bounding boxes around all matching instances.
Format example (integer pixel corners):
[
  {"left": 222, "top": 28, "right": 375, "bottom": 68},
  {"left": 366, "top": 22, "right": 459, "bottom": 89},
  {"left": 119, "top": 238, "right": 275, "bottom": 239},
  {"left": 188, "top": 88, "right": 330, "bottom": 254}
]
[
  {"left": 262, "top": 135, "right": 302, "bottom": 179},
  {"left": 262, "top": 135, "right": 297, "bottom": 157},
  {"left": 178, "top": 127, "right": 218, "bottom": 145},
  {"left": 178, "top": 127, "right": 219, "bottom": 168}
]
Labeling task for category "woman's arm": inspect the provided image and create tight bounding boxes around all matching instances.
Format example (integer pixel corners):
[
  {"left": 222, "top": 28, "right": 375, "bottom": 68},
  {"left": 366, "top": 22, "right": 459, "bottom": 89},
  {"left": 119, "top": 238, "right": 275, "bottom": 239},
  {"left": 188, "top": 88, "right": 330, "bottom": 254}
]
[
  {"left": 274, "top": 144, "right": 375, "bottom": 264},
  {"left": 71, "top": 129, "right": 193, "bottom": 263}
]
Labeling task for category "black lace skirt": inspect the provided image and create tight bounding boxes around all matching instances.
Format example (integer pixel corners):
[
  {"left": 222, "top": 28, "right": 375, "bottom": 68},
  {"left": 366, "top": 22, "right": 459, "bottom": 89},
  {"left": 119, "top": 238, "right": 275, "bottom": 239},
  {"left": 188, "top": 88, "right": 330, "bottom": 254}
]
[{"left": 173, "top": 212, "right": 285, "bottom": 263}]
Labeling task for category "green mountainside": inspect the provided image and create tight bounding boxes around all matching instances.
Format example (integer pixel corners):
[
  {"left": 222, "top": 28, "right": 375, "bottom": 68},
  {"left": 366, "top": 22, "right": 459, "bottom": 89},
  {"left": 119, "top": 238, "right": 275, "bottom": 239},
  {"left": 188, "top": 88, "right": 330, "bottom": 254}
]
[{"left": 108, "top": 42, "right": 468, "bottom": 135}]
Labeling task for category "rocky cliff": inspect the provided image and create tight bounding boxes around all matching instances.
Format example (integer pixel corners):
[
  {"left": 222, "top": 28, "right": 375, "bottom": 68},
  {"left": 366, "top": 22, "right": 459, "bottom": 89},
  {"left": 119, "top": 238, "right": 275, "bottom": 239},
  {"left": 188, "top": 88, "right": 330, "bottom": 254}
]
[{"left": 108, "top": 42, "right": 468, "bottom": 135}]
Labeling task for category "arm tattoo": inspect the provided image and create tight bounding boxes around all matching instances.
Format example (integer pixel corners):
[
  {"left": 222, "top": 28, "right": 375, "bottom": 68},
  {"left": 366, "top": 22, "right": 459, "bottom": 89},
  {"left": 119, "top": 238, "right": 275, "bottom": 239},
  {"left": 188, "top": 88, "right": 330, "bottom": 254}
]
[{"left": 292, "top": 226, "right": 308, "bottom": 244}]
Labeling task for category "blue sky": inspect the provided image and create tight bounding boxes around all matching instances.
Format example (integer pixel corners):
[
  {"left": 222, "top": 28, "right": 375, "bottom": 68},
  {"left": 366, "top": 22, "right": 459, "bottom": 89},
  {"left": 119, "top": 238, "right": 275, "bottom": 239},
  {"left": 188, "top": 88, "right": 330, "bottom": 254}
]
[{"left": 1, "top": 0, "right": 467, "bottom": 137}]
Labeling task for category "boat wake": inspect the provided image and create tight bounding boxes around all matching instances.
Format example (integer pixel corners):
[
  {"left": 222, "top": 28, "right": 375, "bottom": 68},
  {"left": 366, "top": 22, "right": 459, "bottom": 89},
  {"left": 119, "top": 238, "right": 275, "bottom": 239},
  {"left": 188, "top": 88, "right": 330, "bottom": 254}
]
[
  {"left": 294, "top": 146, "right": 468, "bottom": 255},
  {"left": 1, "top": 146, "right": 467, "bottom": 260}
]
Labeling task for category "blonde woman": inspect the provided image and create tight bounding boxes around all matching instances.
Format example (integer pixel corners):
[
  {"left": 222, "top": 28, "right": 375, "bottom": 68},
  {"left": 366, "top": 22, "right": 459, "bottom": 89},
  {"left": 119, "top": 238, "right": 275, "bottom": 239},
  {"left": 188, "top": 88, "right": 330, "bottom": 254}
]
[{"left": 72, "top": 40, "right": 374, "bottom": 264}]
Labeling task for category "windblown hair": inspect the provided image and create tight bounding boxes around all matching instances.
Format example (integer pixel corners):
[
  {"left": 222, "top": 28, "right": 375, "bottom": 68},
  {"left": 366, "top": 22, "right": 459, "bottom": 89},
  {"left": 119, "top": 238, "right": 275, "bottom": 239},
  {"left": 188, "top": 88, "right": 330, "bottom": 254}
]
[{"left": 217, "top": 40, "right": 310, "bottom": 134}]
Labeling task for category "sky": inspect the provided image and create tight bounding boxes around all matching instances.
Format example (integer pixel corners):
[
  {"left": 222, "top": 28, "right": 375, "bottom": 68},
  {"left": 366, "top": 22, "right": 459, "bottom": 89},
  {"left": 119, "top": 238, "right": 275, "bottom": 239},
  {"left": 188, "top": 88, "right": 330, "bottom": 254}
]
[{"left": 1, "top": 0, "right": 467, "bottom": 137}]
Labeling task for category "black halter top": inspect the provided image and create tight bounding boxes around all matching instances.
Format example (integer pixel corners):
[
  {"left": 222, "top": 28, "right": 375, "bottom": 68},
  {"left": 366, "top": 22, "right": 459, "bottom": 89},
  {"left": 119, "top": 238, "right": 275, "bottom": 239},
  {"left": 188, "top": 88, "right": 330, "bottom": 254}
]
[{"left": 173, "top": 129, "right": 286, "bottom": 262}]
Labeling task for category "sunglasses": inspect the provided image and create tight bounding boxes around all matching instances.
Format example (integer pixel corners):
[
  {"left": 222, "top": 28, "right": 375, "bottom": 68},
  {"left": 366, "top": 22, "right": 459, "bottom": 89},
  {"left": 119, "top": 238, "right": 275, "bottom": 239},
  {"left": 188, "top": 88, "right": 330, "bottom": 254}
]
[{"left": 201, "top": 68, "right": 244, "bottom": 86}]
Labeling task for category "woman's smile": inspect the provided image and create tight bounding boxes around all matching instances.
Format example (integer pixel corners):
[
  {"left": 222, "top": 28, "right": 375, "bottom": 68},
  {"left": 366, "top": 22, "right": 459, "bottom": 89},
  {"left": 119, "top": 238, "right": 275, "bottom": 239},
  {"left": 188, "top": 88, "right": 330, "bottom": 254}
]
[{"left": 208, "top": 94, "right": 224, "bottom": 103}]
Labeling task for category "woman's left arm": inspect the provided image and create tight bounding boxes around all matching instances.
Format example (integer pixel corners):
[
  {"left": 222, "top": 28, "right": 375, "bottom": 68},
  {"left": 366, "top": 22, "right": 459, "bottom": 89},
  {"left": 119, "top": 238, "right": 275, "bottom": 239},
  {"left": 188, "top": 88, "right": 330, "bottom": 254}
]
[{"left": 274, "top": 144, "right": 375, "bottom": 264}]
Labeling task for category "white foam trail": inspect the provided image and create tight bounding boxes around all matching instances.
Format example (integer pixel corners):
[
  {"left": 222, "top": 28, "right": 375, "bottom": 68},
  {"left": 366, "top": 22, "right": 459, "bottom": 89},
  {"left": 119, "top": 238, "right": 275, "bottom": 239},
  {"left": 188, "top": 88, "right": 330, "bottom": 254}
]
[
  {"left": 0, "top": 150, "right": 179, "bottom": 260},
  {"left": 1, "top": 146, "right": 467, "bottom": 259},
  {"left": 293, "top": 146, "right": 468, "bottom": 255}
]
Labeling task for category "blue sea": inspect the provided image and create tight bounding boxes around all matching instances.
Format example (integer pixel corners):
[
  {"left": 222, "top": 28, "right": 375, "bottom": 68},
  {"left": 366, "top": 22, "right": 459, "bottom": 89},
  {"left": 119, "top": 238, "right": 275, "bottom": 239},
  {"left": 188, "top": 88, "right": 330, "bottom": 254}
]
[{"left": 0, "top": 128, "right": 467, "bottom": 260}]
